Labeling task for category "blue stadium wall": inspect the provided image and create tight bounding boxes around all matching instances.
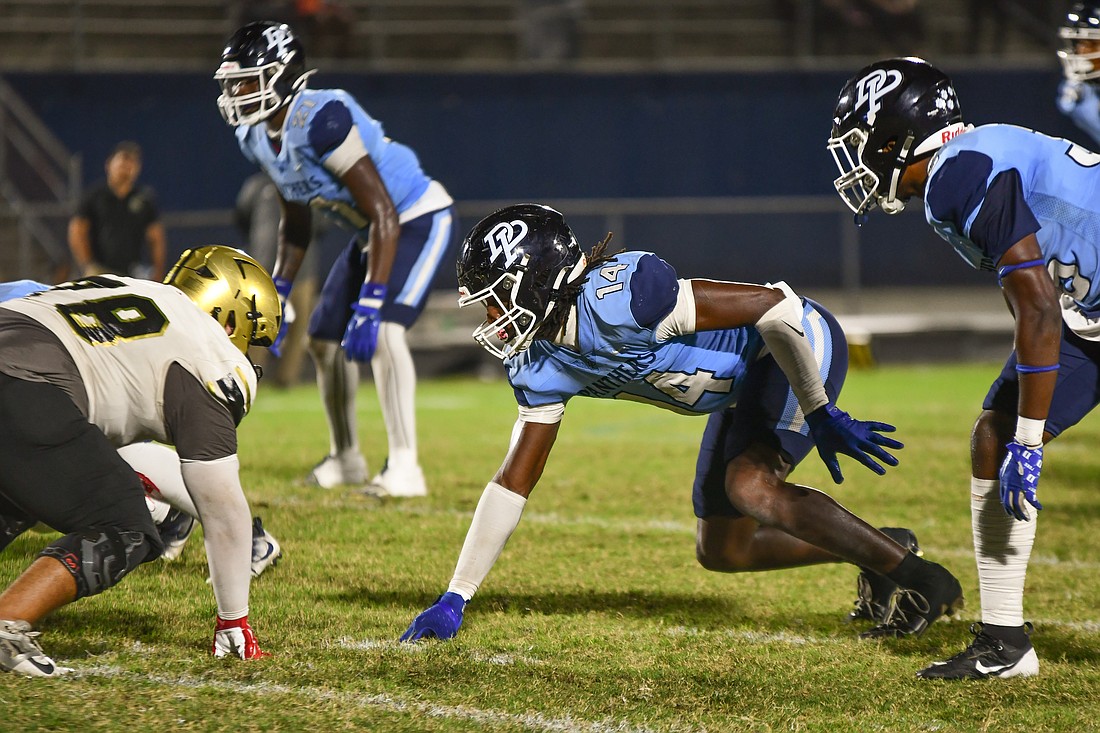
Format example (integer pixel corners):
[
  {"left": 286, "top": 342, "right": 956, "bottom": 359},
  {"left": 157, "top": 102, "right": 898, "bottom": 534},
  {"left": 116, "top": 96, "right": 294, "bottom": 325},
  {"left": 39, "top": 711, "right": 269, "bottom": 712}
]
[{"left": 4, "top": 67, "right": 1078, "bottom": 291}]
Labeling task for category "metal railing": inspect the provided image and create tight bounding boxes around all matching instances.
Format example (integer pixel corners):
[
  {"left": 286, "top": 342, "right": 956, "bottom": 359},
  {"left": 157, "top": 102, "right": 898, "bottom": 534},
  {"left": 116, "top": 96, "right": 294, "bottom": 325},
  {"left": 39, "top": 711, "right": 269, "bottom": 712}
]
[
  {"left": 162, "top": 192, "right": 863, "bottom": 288},
  {"left": 0, "top": 77, "right": 81, "bottom": 280}
]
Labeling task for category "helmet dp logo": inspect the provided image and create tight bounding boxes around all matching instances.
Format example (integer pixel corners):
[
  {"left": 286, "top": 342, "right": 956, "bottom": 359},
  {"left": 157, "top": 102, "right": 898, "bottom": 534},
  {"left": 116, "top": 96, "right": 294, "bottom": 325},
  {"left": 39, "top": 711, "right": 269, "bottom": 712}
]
[
  {"left": 855, "top": 69, "right": 903, "bottom": 124},
  {"left": 261, "top": 25, "right": 293, "bottom": 57},
  {"left": 485, "top": 220, "right": 529, "bottom": 269}
]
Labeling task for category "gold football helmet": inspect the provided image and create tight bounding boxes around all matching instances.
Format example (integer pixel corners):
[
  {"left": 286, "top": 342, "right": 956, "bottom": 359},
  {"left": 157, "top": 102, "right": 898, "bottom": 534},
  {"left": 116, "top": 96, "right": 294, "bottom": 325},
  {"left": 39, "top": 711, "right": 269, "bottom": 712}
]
[{"left": 164, "top": 245, "right": 281, "bottom": 354}]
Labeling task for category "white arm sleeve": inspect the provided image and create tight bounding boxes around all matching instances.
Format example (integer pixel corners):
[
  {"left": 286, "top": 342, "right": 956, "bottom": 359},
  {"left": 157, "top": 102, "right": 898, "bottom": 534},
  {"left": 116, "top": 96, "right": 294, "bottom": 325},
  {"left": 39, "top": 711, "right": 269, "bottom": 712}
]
[
  {"left": 180, "top": 455, "right": 251, "bottom": 619},
  {"left": 654, "top": 279, "right": 697, "bottom": 341},
  {"left": 754, "top": 281, "right": 829, "bottom": 414},
  {"left": 118, "top": 442, "right": 199, "bottom": 518},
  {"left": 447, "top": 482, "right": 528, "bottom": 601}
]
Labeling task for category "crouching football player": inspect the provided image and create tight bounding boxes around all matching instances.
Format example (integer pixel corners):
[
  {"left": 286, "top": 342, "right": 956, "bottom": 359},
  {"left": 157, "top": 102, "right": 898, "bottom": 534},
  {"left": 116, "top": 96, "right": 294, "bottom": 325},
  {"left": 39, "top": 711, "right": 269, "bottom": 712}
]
[
  {"left": 0, "top": 247, "right": 278, "bottom": 676},
  {"left": 401, "top": 204, "right": 963, "bottom": 644}
]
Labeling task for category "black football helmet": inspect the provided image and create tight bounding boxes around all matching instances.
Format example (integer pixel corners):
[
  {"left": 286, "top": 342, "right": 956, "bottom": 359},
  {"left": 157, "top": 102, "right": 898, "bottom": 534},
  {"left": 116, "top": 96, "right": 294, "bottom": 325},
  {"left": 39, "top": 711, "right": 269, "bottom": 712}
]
[
  {"left": 214, "top": 21, "right": 313, "bottom": 126},
  {"left": 457, "top": 203, "right": 588, "bottom": 359},
  {"left": 1059, "top": 3, "right": 1100, "bottom": 83},
  {"left": 829, "top": 57, "right": 967, "bottom": 217}
]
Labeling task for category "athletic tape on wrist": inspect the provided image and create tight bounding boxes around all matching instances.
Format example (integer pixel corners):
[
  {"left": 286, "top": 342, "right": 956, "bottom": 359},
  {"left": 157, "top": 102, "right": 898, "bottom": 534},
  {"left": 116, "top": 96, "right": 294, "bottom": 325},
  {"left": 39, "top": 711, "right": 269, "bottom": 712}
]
[{"left": 1014, "top": 416, "right": 1045, "bottom": 448}]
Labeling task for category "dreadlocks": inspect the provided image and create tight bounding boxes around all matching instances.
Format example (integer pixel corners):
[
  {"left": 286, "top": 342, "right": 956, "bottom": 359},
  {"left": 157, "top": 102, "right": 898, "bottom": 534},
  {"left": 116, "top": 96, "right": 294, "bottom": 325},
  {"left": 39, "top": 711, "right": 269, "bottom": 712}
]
[{"left": 535, "top": 233, "right": 621, "bottom": 341}]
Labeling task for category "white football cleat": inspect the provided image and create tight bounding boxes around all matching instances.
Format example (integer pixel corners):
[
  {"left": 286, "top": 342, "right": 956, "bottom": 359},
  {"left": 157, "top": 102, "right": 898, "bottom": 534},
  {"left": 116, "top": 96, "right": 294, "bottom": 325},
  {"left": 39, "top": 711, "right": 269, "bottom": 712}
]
[
  {"left": 362, "top": 462, "right": 428, "bottom": 498},
  {"left": 307, "top": 451, "right": 367, "bottom": 489},
  {"left": 251, "top": 517, "right": 282, "bottom": 577},
  {"left": 157, "top": 507, "right": 197, "bottom": 561},
  {"left": 0, "top": 620, "right": 71, "bottom": 678}
]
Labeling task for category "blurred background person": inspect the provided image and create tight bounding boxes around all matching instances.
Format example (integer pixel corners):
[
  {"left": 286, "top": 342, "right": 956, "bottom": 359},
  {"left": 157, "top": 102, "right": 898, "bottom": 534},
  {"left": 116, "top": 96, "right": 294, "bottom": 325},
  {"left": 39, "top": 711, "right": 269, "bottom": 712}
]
[
  {"left": 66, "top": 141, "right": 167, "bottom": 282},
  {"left": 235, "top": 171, "right": 317, "bottom": 388},
  {"left": 519, "top": 0, "right": 585, "bottom": 65}
]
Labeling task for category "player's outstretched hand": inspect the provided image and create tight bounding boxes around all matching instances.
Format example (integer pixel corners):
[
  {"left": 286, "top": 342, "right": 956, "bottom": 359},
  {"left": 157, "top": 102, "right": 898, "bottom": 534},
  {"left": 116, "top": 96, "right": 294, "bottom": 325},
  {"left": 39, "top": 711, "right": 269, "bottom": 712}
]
[
  {"left": 805, "top": 403, "right": 903, "bottom": 484},
  {"left": 400, "top": 592, "right": 466, "bottom": 642},
  {"left": 999, "top": 441, "right": 1044, "bottom": 522},
  {"left": 212, "top": 615, "right": 270, "bottom": 659}
]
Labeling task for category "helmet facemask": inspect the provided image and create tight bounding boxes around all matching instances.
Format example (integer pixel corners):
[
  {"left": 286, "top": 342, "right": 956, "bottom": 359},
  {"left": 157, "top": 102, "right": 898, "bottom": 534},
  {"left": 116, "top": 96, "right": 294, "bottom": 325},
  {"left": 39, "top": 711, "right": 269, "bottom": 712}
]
[
  {"left": 1059, "top": 24, "right": 1100, "bottom": 83},
  {"left": 459, "top": 268, "right": 538, "bottom": 360},
  {"left": 215, "top": 61, "right": 311, "bottom": 127},
  {"left": 828, "top": 124, "right": 915, "bottom": 216},
  {"left": 459, "top": 254, "right": 587, "bottom": 360}
]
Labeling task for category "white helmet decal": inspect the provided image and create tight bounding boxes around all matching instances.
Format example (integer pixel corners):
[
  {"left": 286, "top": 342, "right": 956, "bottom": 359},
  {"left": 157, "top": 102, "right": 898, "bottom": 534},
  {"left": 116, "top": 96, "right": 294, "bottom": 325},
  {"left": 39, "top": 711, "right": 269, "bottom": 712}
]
[
  {"left": 855, "top": 69, "right": 903, "bottom": 125},
  {"left": 261, "top": 25, "right": 293, "bottom": 57},
  {"left": 485, "top": 220, "right": 529, "bottom": 269}
]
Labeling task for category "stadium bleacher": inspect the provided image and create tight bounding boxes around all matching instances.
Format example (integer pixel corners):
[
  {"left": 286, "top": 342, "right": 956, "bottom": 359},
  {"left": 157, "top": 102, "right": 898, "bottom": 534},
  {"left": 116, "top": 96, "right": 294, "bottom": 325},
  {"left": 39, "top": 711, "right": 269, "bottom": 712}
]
[
  {"left": 0, "top": 0, "right": 1064, "bottom": 373},
  {"left": 0, "top": 0, "right": 1057, "bottom": 71}
]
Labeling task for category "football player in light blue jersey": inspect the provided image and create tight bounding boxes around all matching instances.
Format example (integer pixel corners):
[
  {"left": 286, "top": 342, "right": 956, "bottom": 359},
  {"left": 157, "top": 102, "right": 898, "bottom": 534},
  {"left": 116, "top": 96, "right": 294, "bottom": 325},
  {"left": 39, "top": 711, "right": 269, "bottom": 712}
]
[
  {"left": 1057, "top": 4, "right": 1100, "bottom": 148},
  {"left": 215, "top": 21, "right": 458, "bottom": 497},
  {"left": 401, "top": 204, "right": 963, "bottom": 644},
  {"left": 829, "top": 57, "right": 1100, "bottom": 679}
]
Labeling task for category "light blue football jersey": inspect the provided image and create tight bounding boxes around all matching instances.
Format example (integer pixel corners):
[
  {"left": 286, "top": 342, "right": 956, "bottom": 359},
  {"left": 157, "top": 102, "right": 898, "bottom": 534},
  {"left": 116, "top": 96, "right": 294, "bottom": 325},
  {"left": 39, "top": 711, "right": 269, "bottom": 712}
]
[
  {"left": 0, "top": 280, "right": 48, "bottom": 302},
  {"left": 235, "top": 88, "right": 432, "bottom": 233},
  {"left": 925, "top": 124, "right": 1100, "bottom": 322},
  {"left": 506, "top": 252, "right": 831, "bottom": 416}
]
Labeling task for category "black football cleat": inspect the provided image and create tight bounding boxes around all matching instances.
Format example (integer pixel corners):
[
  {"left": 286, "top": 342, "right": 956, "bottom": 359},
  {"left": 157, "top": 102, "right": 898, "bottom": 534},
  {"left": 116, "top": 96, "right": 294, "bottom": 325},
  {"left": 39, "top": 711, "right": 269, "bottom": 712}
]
[
  {"left": 847, "top": 527, "right": 922, "bottom": 623},
  {"left": 917, "top": 622, "right": 1039, "bottom": 679},
  {"left": 860, "top": 559, "right": 963, "bottom": 639}
]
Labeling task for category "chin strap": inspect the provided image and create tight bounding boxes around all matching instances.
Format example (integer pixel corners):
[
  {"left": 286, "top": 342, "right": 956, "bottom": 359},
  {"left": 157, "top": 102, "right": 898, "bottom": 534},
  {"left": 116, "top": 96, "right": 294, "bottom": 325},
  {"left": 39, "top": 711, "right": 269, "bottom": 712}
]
[{"left": 879, "top": 197, "right": 906, "bottom": 215}]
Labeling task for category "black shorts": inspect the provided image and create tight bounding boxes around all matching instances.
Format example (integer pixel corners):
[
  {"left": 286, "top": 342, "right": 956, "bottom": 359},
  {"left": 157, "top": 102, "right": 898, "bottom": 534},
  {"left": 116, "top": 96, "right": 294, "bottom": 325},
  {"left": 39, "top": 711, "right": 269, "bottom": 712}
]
[{"left": 0, "top": 372, "right": 160, "bottom": 554}]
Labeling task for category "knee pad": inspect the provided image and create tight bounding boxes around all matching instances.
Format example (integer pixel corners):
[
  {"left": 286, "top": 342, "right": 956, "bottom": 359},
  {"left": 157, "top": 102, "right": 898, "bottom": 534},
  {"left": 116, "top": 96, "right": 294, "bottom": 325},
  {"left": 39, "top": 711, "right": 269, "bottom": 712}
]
[{"left": 39, "top": 527, "right": 152, "bottom": 599}]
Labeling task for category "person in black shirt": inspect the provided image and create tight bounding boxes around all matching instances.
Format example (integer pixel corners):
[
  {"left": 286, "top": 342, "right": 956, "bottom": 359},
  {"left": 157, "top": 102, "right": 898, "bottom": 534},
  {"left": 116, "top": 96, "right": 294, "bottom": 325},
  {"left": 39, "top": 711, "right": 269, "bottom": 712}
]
[{"left": 67, "top": 141, "right": 167, "bottom": 281}]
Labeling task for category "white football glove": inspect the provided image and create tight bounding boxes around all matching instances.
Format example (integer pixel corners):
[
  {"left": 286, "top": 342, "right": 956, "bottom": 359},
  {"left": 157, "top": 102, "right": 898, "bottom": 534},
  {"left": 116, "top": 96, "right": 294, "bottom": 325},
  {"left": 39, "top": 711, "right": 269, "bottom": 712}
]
[{"left": 212, "top": 615, "right": 269, "bottom": 659}]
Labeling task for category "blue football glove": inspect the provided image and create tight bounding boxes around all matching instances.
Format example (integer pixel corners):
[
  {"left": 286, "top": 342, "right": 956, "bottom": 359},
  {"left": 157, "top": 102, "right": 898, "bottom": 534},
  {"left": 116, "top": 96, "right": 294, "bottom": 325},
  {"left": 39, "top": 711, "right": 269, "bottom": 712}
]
[
  {"left": 270, "top": 277, "right": 294, "bottom": 358},
  {"left": 400, "top": 592, "right": 466, "bottom": 643},
  {"left": 342, "top": 282, "right": 386, "bottom": 362},
  {"left": 805, "top": 403, "right": 903, "bottom": 484},
  {"left": 999, "top": 441, "right": 1044, "bottom": 522}
]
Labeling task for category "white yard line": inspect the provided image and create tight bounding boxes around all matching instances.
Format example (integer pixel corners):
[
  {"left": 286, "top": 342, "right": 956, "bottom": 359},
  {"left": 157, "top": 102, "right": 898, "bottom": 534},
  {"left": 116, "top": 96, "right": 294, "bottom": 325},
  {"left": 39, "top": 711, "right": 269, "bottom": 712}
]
[{"left": 76, "top": 664, "right": 700, "bottom": 733}]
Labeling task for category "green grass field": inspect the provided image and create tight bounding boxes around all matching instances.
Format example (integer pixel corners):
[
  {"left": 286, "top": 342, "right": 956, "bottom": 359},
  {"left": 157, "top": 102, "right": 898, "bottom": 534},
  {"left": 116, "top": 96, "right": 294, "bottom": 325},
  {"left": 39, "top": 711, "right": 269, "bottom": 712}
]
[{"left": 4, "top": 363, "right": 1100, "bottom": 732}]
